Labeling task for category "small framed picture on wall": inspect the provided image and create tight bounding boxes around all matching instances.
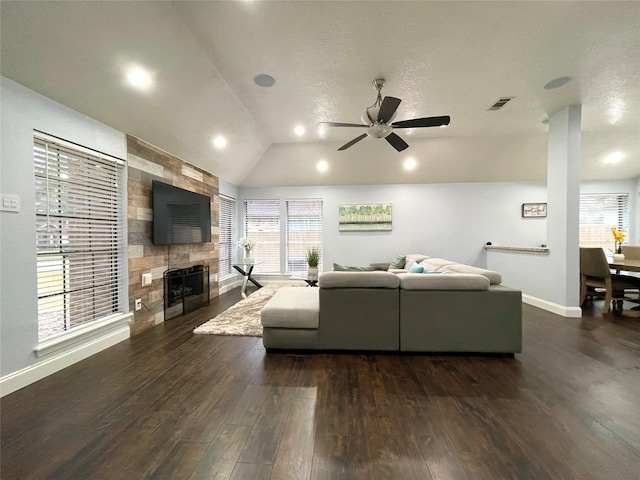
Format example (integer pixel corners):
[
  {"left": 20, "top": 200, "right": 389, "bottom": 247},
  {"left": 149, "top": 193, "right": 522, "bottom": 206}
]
[{"left": 522, "top": 203, "right": 547, "bottom": 218}]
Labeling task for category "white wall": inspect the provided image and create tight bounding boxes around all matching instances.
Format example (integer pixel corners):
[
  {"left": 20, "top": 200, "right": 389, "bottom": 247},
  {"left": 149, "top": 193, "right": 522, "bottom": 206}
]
[
  {"left": 239, "top": 182, "right": 548, "bottom": 272},
  {"left": 0, "top": 77, "right": 127, "bottom": 377}
]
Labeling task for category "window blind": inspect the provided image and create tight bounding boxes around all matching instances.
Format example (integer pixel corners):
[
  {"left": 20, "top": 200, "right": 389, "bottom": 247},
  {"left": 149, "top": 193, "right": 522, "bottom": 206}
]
[
  {"left": 244, "top": 200, "right": 280, "bottom": 274},
  {"left": 579, "top": 193, "right": 629, "bottom": 250},
  {"left": 286, "top": 199, "right": 323, "bottom": 273},
  {"left": 34, "top": 134, "right": 125, "bottom": 341},
  {"left": 219, "top": 195, "right": 236, "bottom": 281}
]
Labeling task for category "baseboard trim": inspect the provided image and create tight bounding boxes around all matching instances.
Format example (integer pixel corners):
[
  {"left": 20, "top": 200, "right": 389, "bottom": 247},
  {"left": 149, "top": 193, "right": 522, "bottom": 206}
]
[
  {"left": 0, "top": 325, "right": 130, "bottom": 397},
  {"left": 219, "top": 279, "right": 242, "bottom": 294},
  {"left": 522, "top": 294, "right": 582, "bottom": 318}
]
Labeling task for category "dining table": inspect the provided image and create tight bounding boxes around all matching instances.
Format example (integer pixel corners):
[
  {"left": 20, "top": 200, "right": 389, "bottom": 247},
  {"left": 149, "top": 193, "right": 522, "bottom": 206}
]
[
  {"left": 608, "top": 257, "right": 640, "bottom": 317},
  {"left": 609, "top": 258, "right": 640, "bottom": 273}
]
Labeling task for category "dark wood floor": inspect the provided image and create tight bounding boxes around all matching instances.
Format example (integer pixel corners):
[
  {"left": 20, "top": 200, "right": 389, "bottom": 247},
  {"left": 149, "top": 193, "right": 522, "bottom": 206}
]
[{"left": 2, "top": 287, "right": 640, "bottom": 480}]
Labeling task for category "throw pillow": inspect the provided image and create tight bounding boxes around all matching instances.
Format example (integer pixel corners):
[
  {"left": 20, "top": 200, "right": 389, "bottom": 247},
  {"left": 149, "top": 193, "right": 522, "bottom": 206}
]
[
  {"left": 408, "top": 262, "right": 424, "bottom": 273},
  {"left": 333, "top": 263, "right": 375, "bottom": 272},
  {"left": 370, "top": 262, "right": 391, "bottom": 271},
  {"left": 389, "top": 255, "right": 406, "bottom": 269}
]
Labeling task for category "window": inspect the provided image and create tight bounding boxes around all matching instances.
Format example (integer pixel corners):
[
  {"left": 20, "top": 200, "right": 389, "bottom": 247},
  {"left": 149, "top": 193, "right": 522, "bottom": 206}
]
[
  {"left": 244, "top": 200, "right": 280, "bottom": 274},
  {"left": 219, "top": 195, "right": 236, "bottom": 280},
  {"left": 579, "top": 193, "right": 629, "bottom": 251},
  {"left": 34, "top": 133, "right": 125, "bottom": 341},
  {"left": 286, "top": 199, "right": 323, "bottom": 273}
]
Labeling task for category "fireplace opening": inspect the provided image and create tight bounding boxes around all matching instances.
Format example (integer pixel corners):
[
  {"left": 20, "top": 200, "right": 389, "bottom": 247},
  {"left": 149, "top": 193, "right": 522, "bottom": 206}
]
[{"left": 163, "top": 264, "right": 210, "bottom": 320}]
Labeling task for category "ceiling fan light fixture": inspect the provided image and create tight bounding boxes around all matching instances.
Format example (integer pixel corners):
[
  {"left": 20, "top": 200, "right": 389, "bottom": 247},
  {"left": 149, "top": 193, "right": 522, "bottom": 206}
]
[
  {"left": 366, "top": 123, "right": 393, "bottom": 139},
  {"left": 362, "top": 107, "right": 377, "bottom": 125}
]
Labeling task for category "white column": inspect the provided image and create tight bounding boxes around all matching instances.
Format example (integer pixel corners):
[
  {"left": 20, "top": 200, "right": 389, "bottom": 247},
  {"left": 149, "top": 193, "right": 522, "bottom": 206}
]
[{"left": 546, "top": 105, "right": 582, "bottom": 308}]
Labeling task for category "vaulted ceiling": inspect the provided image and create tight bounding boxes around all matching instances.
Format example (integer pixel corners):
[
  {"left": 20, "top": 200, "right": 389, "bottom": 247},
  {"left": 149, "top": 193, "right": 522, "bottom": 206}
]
[{"left": 1, "top": 1, "right": 638, "bottom": 186}]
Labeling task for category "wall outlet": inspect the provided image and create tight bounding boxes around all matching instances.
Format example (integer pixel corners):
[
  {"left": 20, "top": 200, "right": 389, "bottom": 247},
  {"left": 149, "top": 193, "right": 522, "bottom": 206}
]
[
  {"left": 135, "top": 299, "right": 142, "bottom": 311},
  {"left": 142, "top": 273, "right": 152, "bottom": 287},
  {"left": 0, "top": 193, "right": 20, "bottom": 212}
]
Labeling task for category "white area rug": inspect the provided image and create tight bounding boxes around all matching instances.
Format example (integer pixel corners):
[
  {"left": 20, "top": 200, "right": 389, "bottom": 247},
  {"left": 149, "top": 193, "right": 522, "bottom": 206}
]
[{"left": 193, "top": 285, "right": 283, "bottom": 336}]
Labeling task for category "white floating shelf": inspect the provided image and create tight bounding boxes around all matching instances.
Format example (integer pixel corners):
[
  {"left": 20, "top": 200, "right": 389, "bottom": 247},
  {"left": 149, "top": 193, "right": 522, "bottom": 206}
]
[{"left": 484, "top": 245, "right": 549, "bottom": 254}]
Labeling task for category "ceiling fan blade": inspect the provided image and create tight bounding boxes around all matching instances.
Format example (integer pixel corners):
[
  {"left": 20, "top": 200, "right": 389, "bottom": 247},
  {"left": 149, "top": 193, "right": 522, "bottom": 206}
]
[
  {"left": 319, "top": 122, "right": 368, "bottom": 128},
  {"left": 378, "top": 96, "right": 401, "bottom": 123},
  {"left": 391, "top": 115, "right": 450, "bottom": 129},
  {"left": 338, "top": 133, "right": 368, "bottom": 151},
  {"left": 385, "top": 132, "right": 409, "bottom": 152}
]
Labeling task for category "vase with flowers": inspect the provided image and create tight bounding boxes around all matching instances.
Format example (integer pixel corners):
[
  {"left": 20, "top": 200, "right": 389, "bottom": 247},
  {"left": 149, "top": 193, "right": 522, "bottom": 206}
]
[
  {"left": 611, "top": 227, "right": 626, "bottom": 261},
  {"left": 238, "top": 237, "right": 256, "bottom": 264}
]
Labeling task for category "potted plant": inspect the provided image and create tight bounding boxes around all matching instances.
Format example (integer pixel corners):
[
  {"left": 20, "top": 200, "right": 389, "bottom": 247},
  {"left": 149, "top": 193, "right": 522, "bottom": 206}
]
[
  {"left": 306, "top": 247, "right": 320, "bottom": 275},
  {"left": 611, "top": 227, "right": 626, "bottom": 261}
]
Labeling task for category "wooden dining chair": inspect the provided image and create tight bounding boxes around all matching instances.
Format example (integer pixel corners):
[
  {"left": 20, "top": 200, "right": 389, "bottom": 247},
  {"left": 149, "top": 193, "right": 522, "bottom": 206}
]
[{"left": 579, "top": 247, "right": 640, "bottom": 313}]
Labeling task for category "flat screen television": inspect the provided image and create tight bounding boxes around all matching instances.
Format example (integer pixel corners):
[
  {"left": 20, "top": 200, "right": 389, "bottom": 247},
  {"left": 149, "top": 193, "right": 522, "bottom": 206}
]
[{"left": 152, "top": 180, "right": 212, "bottom": 245}]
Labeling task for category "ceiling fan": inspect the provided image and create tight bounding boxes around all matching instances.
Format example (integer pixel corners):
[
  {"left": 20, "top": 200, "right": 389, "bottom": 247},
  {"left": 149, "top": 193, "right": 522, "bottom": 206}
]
[{"left": 319, "top": 79, "right": 450, "bottom": 152}]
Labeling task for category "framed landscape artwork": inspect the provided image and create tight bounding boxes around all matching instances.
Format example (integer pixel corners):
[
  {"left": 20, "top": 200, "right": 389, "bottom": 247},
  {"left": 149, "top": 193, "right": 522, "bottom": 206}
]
[
  {"left": 339, "top": 203, "right": 392, "bottom": 231},
  {"left": 522, "top": 202, "right": 547, "bottom": 218}
]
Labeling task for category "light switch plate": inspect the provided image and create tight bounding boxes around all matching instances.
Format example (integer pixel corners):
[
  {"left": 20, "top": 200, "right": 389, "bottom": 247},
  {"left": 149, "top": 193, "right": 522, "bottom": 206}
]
[
  {"left": 0, "top": 194, "right": 20, "bottom": 213},
  {"left": 142, "top": 273, "right": 152, "bottom": 286}
]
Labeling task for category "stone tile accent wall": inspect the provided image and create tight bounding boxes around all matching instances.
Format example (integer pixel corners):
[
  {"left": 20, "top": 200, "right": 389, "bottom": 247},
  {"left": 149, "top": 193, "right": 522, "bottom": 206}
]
[{"left": 127, "top": 135, "right": 219, "bottom": 335}]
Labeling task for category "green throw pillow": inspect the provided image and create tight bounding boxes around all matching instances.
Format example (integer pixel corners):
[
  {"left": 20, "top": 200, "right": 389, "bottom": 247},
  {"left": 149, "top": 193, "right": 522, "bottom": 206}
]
[
  {"left": 333, "top": 263, "right": 375, "bottom": 272},
  {"left": 389, "top": 255, "right": 406, "bottom": 269}
]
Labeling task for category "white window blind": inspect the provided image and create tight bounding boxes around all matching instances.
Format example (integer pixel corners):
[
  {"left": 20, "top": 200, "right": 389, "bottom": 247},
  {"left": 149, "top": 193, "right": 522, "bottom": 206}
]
[
  {"left": 244, "top": 200, "right": 280, "bottom": 274},
  {"left": 219, "top": 195, "right": 236, "bottom": 280},
  {"left": 34, "top": 133, "right": 125, "bottom": 341},
  {"left": 286, "top": 199, "right": 323, "bottom": 273},
  {"left": 579, "top": 193, "right": 629, "bottom": 250}
]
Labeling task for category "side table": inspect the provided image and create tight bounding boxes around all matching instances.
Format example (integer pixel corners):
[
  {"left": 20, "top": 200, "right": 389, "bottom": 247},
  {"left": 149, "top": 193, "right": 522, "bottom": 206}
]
[
  {"left": 290, "top": 273, "right": 319, "bottom": 287},
  {"left": 233, "top": 262, "right": 263, "bottom": 298}
]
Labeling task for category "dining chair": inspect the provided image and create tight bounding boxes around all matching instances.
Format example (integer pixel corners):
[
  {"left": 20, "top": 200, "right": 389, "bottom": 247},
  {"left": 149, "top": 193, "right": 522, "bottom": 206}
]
[
  {"left": 579, "top": 247, "right": 640, "bottom": 313},
  {"left": 621, "top": 245, "right": 640, "bottom": 260}
]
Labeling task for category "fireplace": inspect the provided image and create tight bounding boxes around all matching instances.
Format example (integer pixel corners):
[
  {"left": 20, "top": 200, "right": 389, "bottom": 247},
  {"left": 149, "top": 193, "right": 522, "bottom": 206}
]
[{"left": 163, "top": 264, "right": 210, "bottom": 320}]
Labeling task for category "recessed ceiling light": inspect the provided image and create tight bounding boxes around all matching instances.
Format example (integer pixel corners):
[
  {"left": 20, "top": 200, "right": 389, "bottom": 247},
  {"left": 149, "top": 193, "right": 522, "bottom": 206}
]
[
  {"left": 317, "top": 160, "right": 329, "bottom": 173},
  {"left": 213, "top": 135, "right": 227, "bottom": 149},
  {"left": 403, "top": 157, "right": 417, "bottom": 171},
  {"left": 294, "top": 125, "right": 306, "bottom": 136},
  {"left": 602, "top": 151, "right": 623, "bottom": 164},
  {"left": 254, "top": 74, "right": 275, "bottom": 87},
  {"left": 125, "top": 65, "right": 153, "bottom": 90},
  {"left": 543, "top": 76, "right": 571, "bottom": 90}
]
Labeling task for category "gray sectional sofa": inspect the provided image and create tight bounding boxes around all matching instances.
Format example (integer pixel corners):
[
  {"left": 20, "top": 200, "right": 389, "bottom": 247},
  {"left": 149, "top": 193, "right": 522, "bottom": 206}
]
[{"left": 261, "top": 254, "right": 522, "bottom": 354}]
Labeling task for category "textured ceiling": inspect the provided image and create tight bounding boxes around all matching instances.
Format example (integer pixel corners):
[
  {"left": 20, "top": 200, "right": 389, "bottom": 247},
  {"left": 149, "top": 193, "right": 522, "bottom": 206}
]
[{"left": 1, "top": 1, "right": 638, "bottom": 186}]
